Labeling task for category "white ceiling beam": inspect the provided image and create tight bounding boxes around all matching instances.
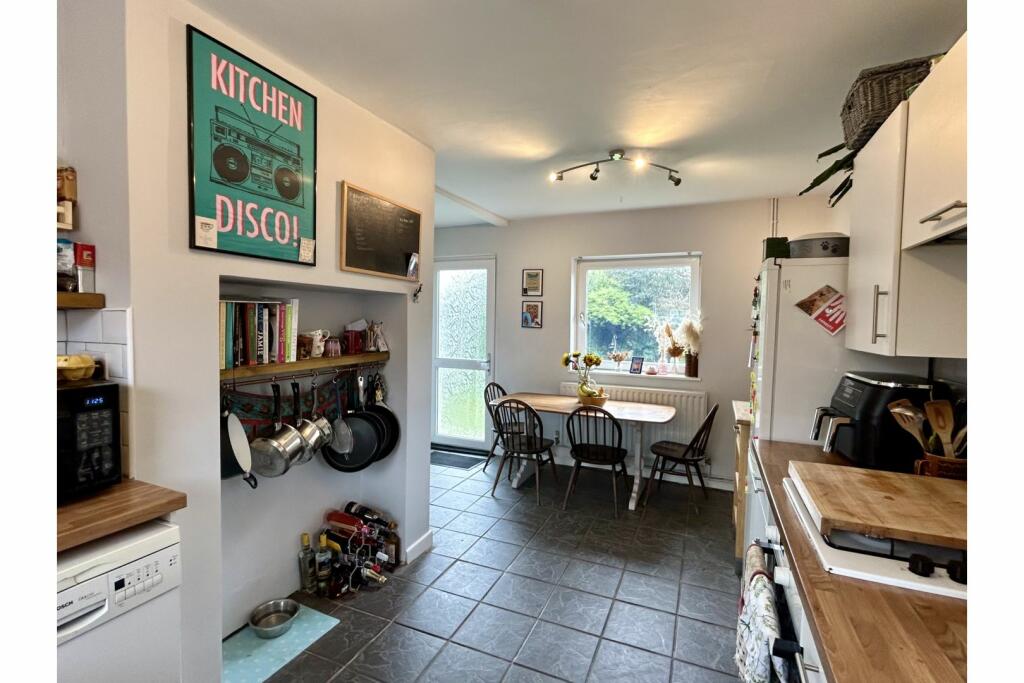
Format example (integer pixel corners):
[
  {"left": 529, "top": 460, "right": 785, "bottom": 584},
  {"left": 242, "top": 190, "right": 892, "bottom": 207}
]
[{"left": 435, "top": 186, "right": 509, "bottom": 227}]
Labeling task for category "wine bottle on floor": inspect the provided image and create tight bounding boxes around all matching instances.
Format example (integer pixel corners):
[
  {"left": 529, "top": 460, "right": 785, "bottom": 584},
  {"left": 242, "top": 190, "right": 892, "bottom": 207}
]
[{"left": 343, "top": 502, "right": 398, "bottom": 530}]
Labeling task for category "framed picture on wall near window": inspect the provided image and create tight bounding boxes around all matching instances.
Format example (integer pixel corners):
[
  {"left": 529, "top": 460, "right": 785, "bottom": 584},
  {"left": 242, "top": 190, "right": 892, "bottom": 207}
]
[
  {"left": 522, "top": 269, "right": 544, "bottom": 296},
  {"left": 521, "top": 301, "right": 543, "bottom": 328}
]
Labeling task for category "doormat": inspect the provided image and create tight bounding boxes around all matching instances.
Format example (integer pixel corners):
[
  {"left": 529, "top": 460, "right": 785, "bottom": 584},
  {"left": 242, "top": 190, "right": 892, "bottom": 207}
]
[
  {"left": 431, "top": 450, "right": 485, "bottom": 469},
  {"left": 222, "top": 605, "right": 338, "bottom": 683}
]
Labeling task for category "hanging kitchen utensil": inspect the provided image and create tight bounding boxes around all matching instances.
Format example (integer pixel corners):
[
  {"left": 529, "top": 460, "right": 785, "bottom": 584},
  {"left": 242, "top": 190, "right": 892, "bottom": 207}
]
[
  {"left": 924, "top": 400, "right": 955, "bottom": 458},
  {"left": 354, "top": 374, "right": 387, "bottom": 461},
  {"left": 293, "top": 381, "right": 329, "bottom": 464},
  {"left": 250, "top": 383, "right": 304, "bottom": 477},
  {"left": 323, "top": 378, "right": 353, "bottom": 459},
  {"left": 322, "top": 374, "right": 380, "bottom": 473},
  {"left": 887, "top": 399, "right": 929, "bottom": 453},
  {"left": 953, "top": 425, "right": 967, "bottom": 457},
  {"left": 220, "top": 394, "right": 257, "bottom": 489},
  {"left": 365, "top": 373, "right": 400, "bottom": 461}
]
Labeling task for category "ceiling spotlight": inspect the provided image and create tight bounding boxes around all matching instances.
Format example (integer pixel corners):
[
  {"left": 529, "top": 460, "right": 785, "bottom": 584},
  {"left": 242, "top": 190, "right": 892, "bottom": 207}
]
[
  {"left": 609, "top": 149, "right": 625, "bottom": 161},
  {"left": 589, "top": 165, "right": 600, "bottom": 181},
  {"left": 633, "top": 157, "right": 647, "bottom": 170},
  {"left": 547, "top": 149, "right": 679, "bottom": 187},
  {"left": 548, "top": 171, "right": 563, "bottom": 182},
  {"left": 668, "top": 172, "right": 681, "bottom": 187}
]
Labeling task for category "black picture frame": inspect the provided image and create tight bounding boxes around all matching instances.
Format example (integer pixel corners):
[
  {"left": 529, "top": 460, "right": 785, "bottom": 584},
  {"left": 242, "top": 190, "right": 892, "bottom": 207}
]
[
  {"left": 629, "top": 356, "right": 645, "bottom": 374},
  {"left": 521, "top": 301, "right": 543, "bottom": 329},
  {"left": 521, "top": 268, "right": 544, "bottom": 296},
  {"left": 186, "top": 25, "right": 318, "bottom": 266}
]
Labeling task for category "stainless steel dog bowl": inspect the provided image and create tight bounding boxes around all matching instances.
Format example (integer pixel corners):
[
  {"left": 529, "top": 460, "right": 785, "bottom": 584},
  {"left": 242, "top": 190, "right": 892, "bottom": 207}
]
[{"left": 248, "top": 598, "right": 300, "bottom": 639}]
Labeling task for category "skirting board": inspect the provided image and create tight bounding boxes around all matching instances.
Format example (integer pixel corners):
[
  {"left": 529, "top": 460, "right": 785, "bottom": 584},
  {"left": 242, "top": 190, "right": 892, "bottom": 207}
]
[{"left": 404, "top": 528, "right": 433, "bottom": 565}]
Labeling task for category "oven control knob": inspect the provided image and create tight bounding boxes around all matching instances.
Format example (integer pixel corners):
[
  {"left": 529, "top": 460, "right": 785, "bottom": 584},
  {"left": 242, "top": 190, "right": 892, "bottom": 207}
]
[
  {"left": 908, "top": 553, "right": 935, "bottom": 577},
  {"left": 766, "top": 525, "right": 781, "bottom": 544},
  {"left": 947, "top": 559, "right": 967, "bottom": 585}
]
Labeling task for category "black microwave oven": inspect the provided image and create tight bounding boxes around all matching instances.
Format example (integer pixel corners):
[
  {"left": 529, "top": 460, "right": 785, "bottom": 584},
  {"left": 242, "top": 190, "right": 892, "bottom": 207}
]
[{"left": 58, "top": 381, "right": 122, "bottom": 504}]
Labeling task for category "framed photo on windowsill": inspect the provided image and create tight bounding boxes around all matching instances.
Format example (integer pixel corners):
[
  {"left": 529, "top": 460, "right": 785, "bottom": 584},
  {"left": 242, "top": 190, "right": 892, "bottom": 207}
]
[
  {"left": 522, "top": 269, "right": 543, "bottom": 296},
  {"left": 521, "top": 301, "right": 543, "bottom": 328}
]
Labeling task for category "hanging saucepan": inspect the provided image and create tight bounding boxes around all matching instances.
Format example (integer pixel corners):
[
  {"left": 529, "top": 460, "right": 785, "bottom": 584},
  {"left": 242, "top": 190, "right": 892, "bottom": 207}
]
[
  {"left": 322, "top": 375, "right": 380, "bottom": 473},
  {"left": 293, "top": 380, "right": 332, "bottom": 465},
  {"left": 220, "top": 394, "right": 257, "bottom": 489},
  {"left": 365, "top": 373, "right": 400, "bottom": 461},
  {"left": 250, "top": 383, "right": 304, "bottom": 477}
]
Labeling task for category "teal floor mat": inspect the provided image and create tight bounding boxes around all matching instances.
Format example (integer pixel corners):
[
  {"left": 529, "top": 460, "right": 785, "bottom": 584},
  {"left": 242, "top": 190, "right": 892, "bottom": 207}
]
[{"left": 222, "top": 605, "right": 338, "bottom": 682}]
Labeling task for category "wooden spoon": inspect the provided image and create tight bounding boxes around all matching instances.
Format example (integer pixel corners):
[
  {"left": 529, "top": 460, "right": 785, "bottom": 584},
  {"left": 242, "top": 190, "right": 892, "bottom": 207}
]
[
  {"left": 925, "top": 400, "right": 955, "bottom": 458},
  {"left": 887, "top": 400, "right": 928, "bottom": 453},
  {"left": 952, "top": 425, "right": 967, "bottom": 456}
]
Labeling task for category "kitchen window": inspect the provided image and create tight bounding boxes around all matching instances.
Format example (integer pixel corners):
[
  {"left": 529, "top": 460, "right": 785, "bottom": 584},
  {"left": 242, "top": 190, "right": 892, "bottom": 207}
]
[{"left": 572, "top": 253, "right": 701, "bottom": 375}]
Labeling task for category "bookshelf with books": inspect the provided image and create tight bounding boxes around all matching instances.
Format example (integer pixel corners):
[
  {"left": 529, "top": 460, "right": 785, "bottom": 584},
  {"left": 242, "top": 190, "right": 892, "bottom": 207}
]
[{"left": 219, "top": 296, "right": 301, "bottom": 371}]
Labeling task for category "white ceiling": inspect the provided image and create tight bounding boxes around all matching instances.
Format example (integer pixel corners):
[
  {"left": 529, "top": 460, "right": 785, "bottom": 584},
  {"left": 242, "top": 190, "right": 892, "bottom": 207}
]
[{"left": 191, "top": 0, "right": 966, "bottom": 227}]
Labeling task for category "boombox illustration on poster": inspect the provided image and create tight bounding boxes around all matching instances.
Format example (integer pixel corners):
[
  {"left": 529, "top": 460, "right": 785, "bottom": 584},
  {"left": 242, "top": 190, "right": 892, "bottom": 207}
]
[{"left": 187, "top": 26, "right": 317, "bottom": 265}]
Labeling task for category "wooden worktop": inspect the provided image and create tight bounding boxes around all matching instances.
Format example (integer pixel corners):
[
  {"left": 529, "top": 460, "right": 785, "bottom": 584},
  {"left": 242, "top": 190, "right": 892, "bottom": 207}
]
[
  {"left": 58, "top": 479, "right": 187, "bottom": 553},
  {"left": 753, "top": 439, "right": 966, "bottom": 682}
]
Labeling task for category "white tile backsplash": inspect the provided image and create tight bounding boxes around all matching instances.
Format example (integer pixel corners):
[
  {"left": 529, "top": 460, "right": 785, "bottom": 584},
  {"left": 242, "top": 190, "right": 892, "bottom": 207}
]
[
  {"left": 66, "top": 309, "right": 103, "bottom": 342},
  {"left": 66, "top": 342, "right": 87, "bottom": 354},
  {"left": 85, "top": 342, "right": 126, "bottom": 379},
  {"left": 101, "top": 310, "right": 128, "bottom": 344},
  {"left": 57, "top": 342, "right": 66, "bottom": 355},
  {"left": 57, "top": 311, "right": 67, "bottom": 341}
]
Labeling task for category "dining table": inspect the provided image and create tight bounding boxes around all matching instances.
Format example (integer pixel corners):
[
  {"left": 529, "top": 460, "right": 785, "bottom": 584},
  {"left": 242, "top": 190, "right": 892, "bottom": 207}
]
[{"left": 490, "top": 392, "right": 677, "bottom": 511}]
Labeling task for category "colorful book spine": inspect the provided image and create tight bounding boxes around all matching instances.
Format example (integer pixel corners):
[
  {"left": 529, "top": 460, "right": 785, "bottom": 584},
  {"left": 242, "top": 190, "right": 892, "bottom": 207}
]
[
  {"left": 284, "top": 303, "right": 293, "bottom": 362},
  {"left": 245, "top": 303, "right": 256, "bottom": 365},
  {"left": 277, "top": 303, "right": 286, "bottom": 363},
  {"left": 234, "top": 303, "right": 245, "bottom": 368},
  {"left": 224, "top": 302, "right": 234, "bottom": 369},
  {"left": 289, "top": 298, "right": 300, "bottom": 362},
  {"left": 218, "top": 302, "right": 226, "bottom": 371}
]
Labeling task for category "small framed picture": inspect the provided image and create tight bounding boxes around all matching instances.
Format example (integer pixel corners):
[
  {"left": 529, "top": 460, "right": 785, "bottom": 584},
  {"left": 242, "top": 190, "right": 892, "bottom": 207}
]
[
  {"left": 521, "top": 301, "right": 543, "bottom": 328},
  {"left": 629, "top": 356, "right": 645, "bottom": 374},
  {"left": 522, "top": 269, "right": 544, "bottom": 297}
]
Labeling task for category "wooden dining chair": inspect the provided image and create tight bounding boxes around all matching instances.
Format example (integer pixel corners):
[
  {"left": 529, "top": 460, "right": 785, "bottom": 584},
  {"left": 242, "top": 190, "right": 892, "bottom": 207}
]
[
  {"left": 563, "top": 406, "right": 629, "bottom": 518},
  {"left": 483, "top": 381, "right": 510, "bottom": 473},
  {"left": 642, "top": 403, "right": 719, "bottom": 514},
  {"left": 491, "top": 398, "right": 558, "bottom": 504}
]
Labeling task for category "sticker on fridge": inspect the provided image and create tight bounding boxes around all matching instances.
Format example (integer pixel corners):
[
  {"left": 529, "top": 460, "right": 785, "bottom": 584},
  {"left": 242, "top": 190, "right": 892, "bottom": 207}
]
[{"left": 795, "top": 285, "right": 846, "bottom": 335}]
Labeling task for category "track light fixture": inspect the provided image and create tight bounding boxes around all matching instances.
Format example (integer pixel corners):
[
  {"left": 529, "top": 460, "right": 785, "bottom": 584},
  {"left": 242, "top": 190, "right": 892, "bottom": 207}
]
[{"left": 547, "top": 149, "right": 681, "bottom": 187}]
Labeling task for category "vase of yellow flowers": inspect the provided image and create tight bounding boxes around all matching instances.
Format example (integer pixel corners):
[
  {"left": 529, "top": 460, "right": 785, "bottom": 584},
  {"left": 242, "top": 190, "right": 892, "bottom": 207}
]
[{"left": 562, "top": 351, "right": 607, "bottom": 405}]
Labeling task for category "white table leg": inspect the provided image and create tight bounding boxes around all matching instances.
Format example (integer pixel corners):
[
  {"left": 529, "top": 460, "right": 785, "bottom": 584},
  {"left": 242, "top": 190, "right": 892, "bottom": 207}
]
[
  {"left": 510, "top": 459, "right": 531, "bottom": 488},
  {"left": 628, "top": 423, "right": 645, "bottom": 511}
]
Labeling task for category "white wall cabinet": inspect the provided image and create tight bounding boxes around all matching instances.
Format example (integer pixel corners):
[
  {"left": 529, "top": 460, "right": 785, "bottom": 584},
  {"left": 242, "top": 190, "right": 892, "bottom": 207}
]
[
  {"left": 901, "top": 33, "right": 967, "bottom": 249},
  {"left": 847, "top": 89, "right": 966, "bottom": 358}
]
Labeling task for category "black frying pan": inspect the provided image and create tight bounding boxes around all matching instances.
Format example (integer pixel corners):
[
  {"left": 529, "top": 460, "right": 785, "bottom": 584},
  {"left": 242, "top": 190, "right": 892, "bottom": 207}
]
[
  {"left": 322, "top": 376, "right": 380, "bottom": 473},
  {"left": 365, "top": 373, "right": 400, "bottom": 461}
]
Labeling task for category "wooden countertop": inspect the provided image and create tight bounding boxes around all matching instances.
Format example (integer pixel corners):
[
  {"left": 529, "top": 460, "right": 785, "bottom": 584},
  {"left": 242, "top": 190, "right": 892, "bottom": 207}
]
[
  {"left": 58, "top": 479, "right": 187, "bottom": 553},
  {"left": 732, "top": 399, "right": 752, "bottom": 425},
  {"left": 752, "top": 439, "right": 966, "bottom": 682}
]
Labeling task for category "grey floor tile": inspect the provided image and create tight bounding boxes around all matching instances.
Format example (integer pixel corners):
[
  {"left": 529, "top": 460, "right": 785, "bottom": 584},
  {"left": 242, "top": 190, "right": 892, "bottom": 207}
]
[
  {"left": 602, "top": 601, "right": 676, "bottom": 657},
  {"left": 670, "top": 660, "right": 739, "bottom": 682},
  {"left": 430, "top": 505, "right": 461, "bottom": 527},
  {"left": 395, "top": 587, "right": 476, "bottom": 638},
  {"left": 289, "top": 589, "right": 340, "bottom": 615},
  {"left": 571, "top": 536, "right": 629, "bottom": 569},
  {"left": 461, "top": 537, "right": 524, "bottom": 570},
  {"left": 539, "top": 586, "right": 612, "bottom": 635},
  {"left": 469, "top": 496, "right": 519, "bottom": 517},
  {"left": 421, "top": 642, "right": 510, "bottom": 683},
  {"left": 502, "top": 501, "right": 554, "bottom": 526},
  {"left": 454, "top": 478, "right": 498, "bottom": 496},
  {"left": 507, "top": 547, "right": 570, "bottom": 583},
  {"left": 483, "top": 572, "right": 557, "bottom": 617},
  {"left": 673, "top": 617, "right": 738, "bottom": 675},
  {"left": 676, "top": 585, "right": 737, "bottom": 628},
  {"left": 392, "top": 552, "right": 454, "bottom": 586},
  {"left": 432, "top": 528, "right": 480, "bottom": 558},
  {"left": 681, "top": 559, "right": 740, "bottom": 596},
  {"left": 485, "top": 519, "right": 538, "bottom": 545},
  {"left": 348, "top": 578, "right": 425, "bottom": 620},
  {"left": 429, "top": 486, "right": 446, "bottom": 502},
  {"left": 626, "top": 547, "right": 684, "bottom": 580},
  {"left": 435, "top": 490, "right": 484, "bottom": 511},
  {"left": 588, "top": 639, "right": 672, "bottom": 683},
  {"left": 433, "top": 560, "right": 504, "bottom": 600},
  {"left": 452, "top": 603, "right": 536, "bottom": 661},
  {"left": 515, "top": 621, "right": 599, "bottom": 683},
  {"left": 328, "top": 667, "right": 380, "bottom": 683},
  {"left": 346, "top": 623, "right": 445, "bottom": 683},
  {"left": 634, "top": 528, "right": 687, "bottom": 557},
  {"left": 558, "top": 559, "right": 624, "bottom": 598},
  {"left": 431, "top": 473, "right": 467, "bottom": 490},
  {"left": 447, "top": 511, "right": 500, "bottom": 536},
  {"left": 615, "top": 571, "right": 679, "bottom": 613},
  {"left": 504, "top": 665, "right": 564, "bottom": 682},
  {"left": 266, "top": 652, "right": 340, "bottom": 683},
  {"left": 306, "top": 606, "right": 388, "bottom": 665},
  {"left": 684, "top": 535, "right": 736, "bottom": 570}
]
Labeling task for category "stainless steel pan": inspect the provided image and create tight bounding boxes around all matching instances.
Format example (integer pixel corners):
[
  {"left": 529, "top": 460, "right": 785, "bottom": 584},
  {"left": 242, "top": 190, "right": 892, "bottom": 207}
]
[
  {"left": 220, "top": 394, "right": 257, "bottom": 489},
  {"left": 250, "top": 383, "right": 304, "bottom": 477},
  {"left": 293, "top": 381, "right": 332, "bottom": 464}
]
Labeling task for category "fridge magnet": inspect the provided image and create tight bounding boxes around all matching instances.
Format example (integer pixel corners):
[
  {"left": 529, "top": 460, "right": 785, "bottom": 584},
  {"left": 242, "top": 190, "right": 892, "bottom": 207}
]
[
  {"left": 629, "top": 356, "right": 645, "bottom": 374},
  {"left": 522, "top": 269, "right": 544, "bottom": 296},
  {"left": 521, "top": 301, "right": 543, "bottom": 328},
  {"left": 187, "top": 26, "right": 317, "bottom": 265},
  {"left": 796, "top": 284, "right": 846, "bottom": 335}
]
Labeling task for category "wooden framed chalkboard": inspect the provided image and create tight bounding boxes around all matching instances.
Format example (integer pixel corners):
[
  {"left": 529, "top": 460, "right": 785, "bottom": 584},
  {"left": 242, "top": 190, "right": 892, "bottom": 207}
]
[{"left": 340, "top": 182, "right": 421, "bottom": 281}]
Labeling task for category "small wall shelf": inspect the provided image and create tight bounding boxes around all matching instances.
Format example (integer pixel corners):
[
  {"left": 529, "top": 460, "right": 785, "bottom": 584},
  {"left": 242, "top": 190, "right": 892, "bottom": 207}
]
[
  {"left": 58, "top": 292, "right": 105, "bottom": 309},
  {"left": 219, "top": 351, "right": 389, "bottom": 381}
]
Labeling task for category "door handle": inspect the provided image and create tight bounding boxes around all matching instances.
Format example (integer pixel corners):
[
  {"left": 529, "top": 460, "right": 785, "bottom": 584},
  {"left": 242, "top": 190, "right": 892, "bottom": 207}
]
[
  {"left": 871, "top": 284, "right": 889, "bottom": 343},
  {"left": 919, "top": 200, "right": 966, "bottom": 224},
  {"left": 480, "top": 353, "right": 492, "bottom": 373}
]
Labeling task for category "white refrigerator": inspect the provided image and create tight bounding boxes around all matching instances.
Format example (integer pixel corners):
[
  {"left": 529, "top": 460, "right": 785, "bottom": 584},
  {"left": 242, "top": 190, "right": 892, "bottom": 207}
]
[{"left": 751, "top": 257, "right": 923, "bottom": 444}]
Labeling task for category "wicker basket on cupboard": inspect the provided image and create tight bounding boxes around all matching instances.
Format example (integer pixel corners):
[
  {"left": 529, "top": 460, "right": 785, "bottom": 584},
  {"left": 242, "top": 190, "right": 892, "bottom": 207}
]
[{"left": 840, "top": 56, "right": 935, "bottom": 151}]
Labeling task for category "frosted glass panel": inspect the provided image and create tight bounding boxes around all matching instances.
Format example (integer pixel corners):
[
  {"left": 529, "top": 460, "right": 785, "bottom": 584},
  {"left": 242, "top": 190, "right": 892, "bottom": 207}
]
[
  {"left": 437, "top": 269, "right": 487, "bottom": 360},
  {"left": 436, "top": 368, "right": 486, "bottom": 441}
]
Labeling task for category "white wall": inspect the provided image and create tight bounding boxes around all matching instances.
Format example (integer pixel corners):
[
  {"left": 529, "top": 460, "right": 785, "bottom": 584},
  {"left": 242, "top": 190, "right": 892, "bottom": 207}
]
[
  {"left": 436, "top": 195, "right": 842, "bottom": 482},
  {"left": 116, "top": 1, "right": 435, "bottom": 679}
]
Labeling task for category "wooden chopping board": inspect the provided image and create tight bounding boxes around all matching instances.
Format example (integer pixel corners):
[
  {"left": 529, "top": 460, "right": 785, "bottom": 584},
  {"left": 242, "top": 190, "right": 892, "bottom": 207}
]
[{"left": 788, "top": 461, "right": 966, "bottom": 549}]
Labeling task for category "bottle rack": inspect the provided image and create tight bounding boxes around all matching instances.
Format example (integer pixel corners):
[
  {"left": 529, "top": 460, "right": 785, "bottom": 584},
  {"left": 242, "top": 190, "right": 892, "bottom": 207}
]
[{"left": 219, "top": 351, "right": 388, "bottom": 388}]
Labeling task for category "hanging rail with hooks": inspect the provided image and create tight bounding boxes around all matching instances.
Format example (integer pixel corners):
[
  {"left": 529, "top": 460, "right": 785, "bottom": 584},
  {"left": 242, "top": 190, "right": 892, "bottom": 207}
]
[{"left": 218, "top": 351, "right": 389, "bottom": 386}]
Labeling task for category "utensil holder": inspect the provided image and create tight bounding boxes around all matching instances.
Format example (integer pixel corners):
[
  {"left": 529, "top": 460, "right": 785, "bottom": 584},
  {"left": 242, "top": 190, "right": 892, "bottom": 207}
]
[{"left": 914, "top": 453, "right": 966, "bottom": 480}]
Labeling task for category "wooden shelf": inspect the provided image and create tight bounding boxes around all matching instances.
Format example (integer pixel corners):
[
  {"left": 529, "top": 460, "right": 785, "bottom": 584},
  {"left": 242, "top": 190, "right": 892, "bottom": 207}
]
[
  {"left": 58, "top": 292, "right": 105, "bottom": 309},
  {"left": 58, "top": 478, "right": 187, "bottom": 553},
  {"left": 219, "top": 351, "right": 390, "bottom": 380}
]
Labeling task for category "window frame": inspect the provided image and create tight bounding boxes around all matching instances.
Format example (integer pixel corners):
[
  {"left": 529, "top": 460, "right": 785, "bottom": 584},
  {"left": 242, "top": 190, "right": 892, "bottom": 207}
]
[{"left": 570, "top": 252, "right": 702, "bottom": 380}]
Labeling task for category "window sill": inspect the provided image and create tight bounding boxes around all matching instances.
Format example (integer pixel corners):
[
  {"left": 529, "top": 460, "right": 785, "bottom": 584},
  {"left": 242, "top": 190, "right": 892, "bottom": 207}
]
[{"left": 581, "top": 369, "right": 701, "bottom": 383}]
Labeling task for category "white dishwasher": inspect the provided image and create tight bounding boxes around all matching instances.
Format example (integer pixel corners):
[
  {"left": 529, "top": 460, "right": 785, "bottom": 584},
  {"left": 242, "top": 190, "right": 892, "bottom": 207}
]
[{"left": 57, "top": 520, "right": 182, "bottom": 682}]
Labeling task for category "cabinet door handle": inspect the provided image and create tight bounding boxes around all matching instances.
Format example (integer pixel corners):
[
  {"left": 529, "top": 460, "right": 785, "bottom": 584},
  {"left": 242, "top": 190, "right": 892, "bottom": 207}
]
[
  {"left": 919, "top": 200, "right": 967, "bottom": 224},
  {"left": 871, "top": 284, "right": 889, "bottom": 343}
]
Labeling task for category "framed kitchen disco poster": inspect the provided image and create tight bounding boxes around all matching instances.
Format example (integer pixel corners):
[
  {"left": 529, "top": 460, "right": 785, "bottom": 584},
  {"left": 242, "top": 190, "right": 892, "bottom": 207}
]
[{"left": 187, "top": 26, "right": 317, "bottom": 265}]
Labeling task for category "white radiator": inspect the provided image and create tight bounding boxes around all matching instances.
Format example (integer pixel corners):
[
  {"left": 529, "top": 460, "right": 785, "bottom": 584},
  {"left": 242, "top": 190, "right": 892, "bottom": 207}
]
[{"left": 558, "top": 382, "right": 708, "bottom": 457}]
